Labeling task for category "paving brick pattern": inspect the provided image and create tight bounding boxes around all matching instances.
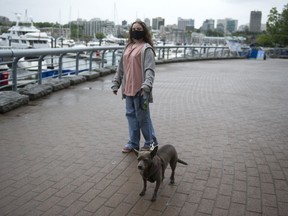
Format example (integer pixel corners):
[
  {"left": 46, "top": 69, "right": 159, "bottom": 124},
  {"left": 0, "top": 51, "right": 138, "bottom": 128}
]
[{"left": 0, "top": 59, "right": 288, "bottom": 216}]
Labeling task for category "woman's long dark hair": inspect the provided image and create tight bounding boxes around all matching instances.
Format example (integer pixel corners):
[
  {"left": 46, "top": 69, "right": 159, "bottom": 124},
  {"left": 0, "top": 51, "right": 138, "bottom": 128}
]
[{"left": 128, "top": 20, "right": 154, "bottom": 48}]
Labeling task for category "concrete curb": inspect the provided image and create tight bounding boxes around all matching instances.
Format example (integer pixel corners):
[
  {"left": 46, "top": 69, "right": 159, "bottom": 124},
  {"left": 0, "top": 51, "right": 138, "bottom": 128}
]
[
  {"left": 42, "top": 78, "right": 71, "bottom": 91},
  {"left": 80, "top": 71, "right": 101, "bottom": 80},
  {"left": 63, "top": 75, "right": 87, "bottom": 85},
  {"left": 0, "top": 67, "right": 116, "bottom": 113},
  {"left": 18, "top": 84, "right": 53, "bottom": 101},
  {"left": 0, "top": 91, "right": 29, "bottom": 113}
]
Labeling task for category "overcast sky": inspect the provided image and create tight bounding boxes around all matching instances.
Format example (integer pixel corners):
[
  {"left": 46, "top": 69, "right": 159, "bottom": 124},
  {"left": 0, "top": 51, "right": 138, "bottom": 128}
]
[{"left": 0, "top": 0, "right": 287, "bottom": 28}]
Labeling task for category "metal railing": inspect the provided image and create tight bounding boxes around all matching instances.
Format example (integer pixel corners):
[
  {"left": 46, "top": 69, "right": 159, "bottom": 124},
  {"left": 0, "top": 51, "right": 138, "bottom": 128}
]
[
  {"left": 155, "top": 45, "right": 239, "bottom": 59},
  {"left": 263, "top": 47, "right": 288, "bottom": 59},
  {"left": 0, "top": 45, "right": 242, "bottom": 91}
]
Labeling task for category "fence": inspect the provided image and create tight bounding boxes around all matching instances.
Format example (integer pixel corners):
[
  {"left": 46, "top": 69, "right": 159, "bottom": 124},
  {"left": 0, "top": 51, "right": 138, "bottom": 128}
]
[
  {"left": 0, "top": 44, "right": 242, "bottom": 91},
  {"left": 263, "top": 47, "right": 288, "bottom": 59}
]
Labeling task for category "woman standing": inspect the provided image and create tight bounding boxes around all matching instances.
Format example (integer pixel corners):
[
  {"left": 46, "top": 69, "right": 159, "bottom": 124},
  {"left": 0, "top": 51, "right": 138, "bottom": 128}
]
[{"left": 111, "top": 20, "right": 158, "bottom": 153}]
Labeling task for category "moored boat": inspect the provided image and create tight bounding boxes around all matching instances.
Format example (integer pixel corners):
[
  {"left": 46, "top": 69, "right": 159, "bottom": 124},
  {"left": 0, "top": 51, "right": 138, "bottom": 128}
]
[
  {"left": 17, "top": 56, "right": 48, "bottom": 71},
  {"left": 0, "top": 13, "right": 51, "bottom": 49}
]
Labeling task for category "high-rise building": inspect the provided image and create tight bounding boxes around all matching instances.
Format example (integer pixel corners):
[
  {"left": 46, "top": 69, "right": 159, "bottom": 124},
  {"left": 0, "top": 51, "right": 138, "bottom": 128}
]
[
  {"left": 84, "top": 18, "right": 115, "bottom": 37},
  {"left": 84, "top": 18, "right": 102, "bottom": 37},
  {"left": 249, "top": 11, "right": 262, "bottom": 32},
  {"left": 121, "top": 20, "right": 128, "bottom": 26},
  {"left": 201, "top": 19, "right": 215, "bottom": 32},
  {"left": 177, "top": 17, "right": 195, "bottom": 31},
  {"left": 144, "top": 18, "right": 151, "bottom": 28},
  {"left": 238, "top": 24, "right": 249, "bottom": 32},
  {"left": 216, "top": 18, "right": 238, "bottom": 34},
  {"left": 152, "top": 17, "right": 165, "bottom": 30},
  {"left": 226, "top": 19, "right": 238, "bottom": 33}
]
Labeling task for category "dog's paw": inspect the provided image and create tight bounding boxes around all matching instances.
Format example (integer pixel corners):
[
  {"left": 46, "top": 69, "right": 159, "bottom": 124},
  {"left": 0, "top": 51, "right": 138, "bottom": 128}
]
[
  {"left": 169, "top": 180, "right": 175, "bottom": 184},
  {"left": 139, "top": 191, "right": 145, "bottom": 196},
  {"left": 151, "top": 195, "right": 157, "bottom": 202}
]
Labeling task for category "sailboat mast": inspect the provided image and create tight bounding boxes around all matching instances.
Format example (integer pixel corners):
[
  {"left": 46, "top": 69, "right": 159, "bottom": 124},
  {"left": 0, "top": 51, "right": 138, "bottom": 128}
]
[
  {"left": 69, "top": 6, "right": 72, "bottom": 39},
  {"left": 114, "top": 2, "right": 118, "bottom": 25}
]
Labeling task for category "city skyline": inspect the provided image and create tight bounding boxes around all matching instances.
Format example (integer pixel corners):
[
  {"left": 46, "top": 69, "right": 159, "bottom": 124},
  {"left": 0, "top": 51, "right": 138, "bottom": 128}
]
[{"left": 0, "top": 0, "right": 287, "bottom": 28}]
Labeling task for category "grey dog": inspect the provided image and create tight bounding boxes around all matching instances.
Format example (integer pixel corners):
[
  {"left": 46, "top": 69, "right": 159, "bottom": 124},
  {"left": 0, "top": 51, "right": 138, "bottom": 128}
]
[{"left": 134, "top": 144, "right": 188, "bottom": 201}]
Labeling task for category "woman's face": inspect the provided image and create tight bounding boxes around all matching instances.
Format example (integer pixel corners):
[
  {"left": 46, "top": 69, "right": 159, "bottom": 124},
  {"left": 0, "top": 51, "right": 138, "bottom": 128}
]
[
  {"left": 131, "top": 22, "right": 145, "bottom": 41},
  {"left": 132, "top": 23, "right": 144, "bottom": 32}
]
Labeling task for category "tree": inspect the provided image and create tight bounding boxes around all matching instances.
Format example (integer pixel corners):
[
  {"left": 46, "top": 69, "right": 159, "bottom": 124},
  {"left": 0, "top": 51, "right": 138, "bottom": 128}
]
[
  {"left": 34, "top": 22, "right": 55, "bottom": 28},
  {"left": 267, "top": 4, "right": 288, "bottom": 46},
  {"left": 256, "top": 34, "right": 273, "bottom": 47},
  {"left": 280, "top": 4, "right": 288, "bottom": 45},
  {"left": 205, "top": 29, "right": 224, "bottom": 37},
  {"left": 96, "top": 32, "right": 105, "bottom": 40},
  {"left": 96, "top": 32, "right": 105, "bottom": 45}
]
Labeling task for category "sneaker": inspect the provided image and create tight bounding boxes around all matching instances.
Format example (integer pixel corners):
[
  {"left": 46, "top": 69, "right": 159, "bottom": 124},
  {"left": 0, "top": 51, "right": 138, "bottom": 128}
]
[
  {"left": 140, "top": 145, "right": 151, "bottom": 151},
  {"left": 151, "top": 141, "right": 158, "bottom": 147},
  {"left": 122, "top": 146, "right": 132, "bottom": 153}
]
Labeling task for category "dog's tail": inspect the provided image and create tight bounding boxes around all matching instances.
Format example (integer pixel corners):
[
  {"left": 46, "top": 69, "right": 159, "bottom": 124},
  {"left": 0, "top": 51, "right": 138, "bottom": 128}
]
[{"left": 178, "top": 159, "right": 188, "bottom": 165}]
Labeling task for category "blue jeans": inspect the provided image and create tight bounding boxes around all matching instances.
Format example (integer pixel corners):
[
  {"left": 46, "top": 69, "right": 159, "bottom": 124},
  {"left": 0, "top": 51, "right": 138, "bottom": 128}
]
[{"left": 125, "top": 93, "right": 157, "bottom": 150}]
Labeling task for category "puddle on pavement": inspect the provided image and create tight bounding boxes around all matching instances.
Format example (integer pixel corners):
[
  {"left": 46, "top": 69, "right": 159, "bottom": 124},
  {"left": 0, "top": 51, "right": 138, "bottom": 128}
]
[
  {"left": 82, "top": 79, "right": 112, "bottom": 91},
  {"left": 26, "top": 101, "right": 39, "bottom": 106}
]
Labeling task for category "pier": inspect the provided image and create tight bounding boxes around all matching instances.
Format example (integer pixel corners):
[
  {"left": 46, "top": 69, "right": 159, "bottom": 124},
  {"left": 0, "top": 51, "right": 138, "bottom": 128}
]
[{"left": 0, "top": 58, "right": 288, "bottom": 215}]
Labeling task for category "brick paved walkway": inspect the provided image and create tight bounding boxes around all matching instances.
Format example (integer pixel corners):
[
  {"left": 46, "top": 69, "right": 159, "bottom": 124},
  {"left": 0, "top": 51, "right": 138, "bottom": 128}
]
[{"left": 0, "top": 59, "right": 288, "bottom": 216}]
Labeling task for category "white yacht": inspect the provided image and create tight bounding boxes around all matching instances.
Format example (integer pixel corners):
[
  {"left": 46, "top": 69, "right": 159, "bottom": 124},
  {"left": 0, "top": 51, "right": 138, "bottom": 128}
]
[
  {"left": 0, "top": 14, "right": 51, "bottom": 49},
  {"left": 17, "top": 56, "right": 48, "bottom": 71}
]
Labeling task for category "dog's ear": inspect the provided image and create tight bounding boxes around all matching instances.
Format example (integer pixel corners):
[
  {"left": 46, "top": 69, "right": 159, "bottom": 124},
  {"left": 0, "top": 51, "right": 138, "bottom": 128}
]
[
  {"left": 150, "top": 145, "right": 158, "bottom": 158},
  {"left": 133, "top": 148, "right": 139, "bottom": 157}
]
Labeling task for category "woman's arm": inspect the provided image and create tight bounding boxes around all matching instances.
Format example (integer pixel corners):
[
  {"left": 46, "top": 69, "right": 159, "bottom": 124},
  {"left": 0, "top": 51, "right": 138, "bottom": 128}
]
[
  {"left": 141, "top": 47, "right": 156, "bottom": 91},
  {"left": 111, "top": 54, "right": 124, "bottom": 92}
]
